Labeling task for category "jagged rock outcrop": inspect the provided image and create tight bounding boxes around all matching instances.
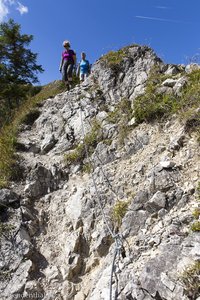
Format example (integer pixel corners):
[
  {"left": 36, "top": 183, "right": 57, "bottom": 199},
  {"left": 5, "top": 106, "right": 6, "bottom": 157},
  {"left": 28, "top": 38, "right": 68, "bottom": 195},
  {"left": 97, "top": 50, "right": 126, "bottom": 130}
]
[{"left": 0, "top": 45, "right": 199, "bottom": 300}]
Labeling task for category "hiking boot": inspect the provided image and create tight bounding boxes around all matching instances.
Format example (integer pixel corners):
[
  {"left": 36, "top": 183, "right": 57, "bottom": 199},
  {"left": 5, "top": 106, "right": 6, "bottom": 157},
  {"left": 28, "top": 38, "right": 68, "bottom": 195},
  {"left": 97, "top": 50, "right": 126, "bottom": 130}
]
[
  {"left": 65, "top": 83, "right": 70, "bottom": 91},
  {"left": 69, "top": 82, "right": 74, "bottom": 90}
]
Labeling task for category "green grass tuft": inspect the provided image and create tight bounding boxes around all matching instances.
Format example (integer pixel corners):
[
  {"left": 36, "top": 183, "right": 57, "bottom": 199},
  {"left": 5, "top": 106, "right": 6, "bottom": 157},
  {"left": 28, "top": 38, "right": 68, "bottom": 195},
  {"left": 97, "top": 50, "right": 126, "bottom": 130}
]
[
  {"left": 107, "top": 98, "right": 133, "bottom": 145},
  {"left": 180, "top": 260, "right": 200, "bottom": 299},
  {"left": 192, "top": 208, "right": 200, "bottom": 220},
  {"left": 133, "top": 68, "right": 200, "bottom": 136},
  {"left": 0, "top": 222, "right": 16, "bottom": 238},
  {"left": 101, "top": 49, "right": 126, "bottom": 67},
  {"left": 64, "top": 119, "right": 102, "bottom": 169},
  {"left": 112, "top": 199, "right": 129, "bottom": 227},
  {"left": 191, "top": 221, "right": 200, "bottom": 232}
]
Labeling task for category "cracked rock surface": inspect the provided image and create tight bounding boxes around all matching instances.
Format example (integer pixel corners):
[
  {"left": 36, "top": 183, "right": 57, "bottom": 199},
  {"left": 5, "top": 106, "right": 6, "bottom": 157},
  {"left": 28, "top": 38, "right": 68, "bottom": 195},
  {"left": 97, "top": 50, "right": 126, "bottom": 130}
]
[{"left": 0, "top": 45, "right": 199, "bottom": 300}]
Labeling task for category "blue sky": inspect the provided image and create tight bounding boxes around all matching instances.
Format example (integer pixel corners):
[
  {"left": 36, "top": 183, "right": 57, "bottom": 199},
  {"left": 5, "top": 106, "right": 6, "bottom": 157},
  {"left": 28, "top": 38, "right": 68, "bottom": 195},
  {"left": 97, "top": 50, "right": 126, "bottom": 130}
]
[{"left": 0, "top": 0, "right": 199, "bottom": 86}]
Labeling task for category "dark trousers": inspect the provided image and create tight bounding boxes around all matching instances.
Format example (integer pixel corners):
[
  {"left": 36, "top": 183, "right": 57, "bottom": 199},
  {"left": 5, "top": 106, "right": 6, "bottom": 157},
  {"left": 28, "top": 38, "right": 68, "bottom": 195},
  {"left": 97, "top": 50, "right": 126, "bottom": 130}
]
[{"left": 62, "top": 60, "right": 74, "bottom": 82}]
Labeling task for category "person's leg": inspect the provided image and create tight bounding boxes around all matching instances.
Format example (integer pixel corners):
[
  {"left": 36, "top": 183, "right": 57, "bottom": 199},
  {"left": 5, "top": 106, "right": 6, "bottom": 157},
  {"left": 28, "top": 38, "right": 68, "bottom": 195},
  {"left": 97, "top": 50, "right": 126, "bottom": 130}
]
[
  {"left": 79, "top": 73, "right": 84, "bottom": 82},
  {"left": 62, "top": 61, "right": 68, "bottom": 83},
  {"left": 67, "top": 63, "right": 74, "bottom": 86},
  {"left": 84, "top": 72, "right": 89, "bottom": 80},
  {"left": 62, "top": 61, "right": 70, "bottom": 90}
]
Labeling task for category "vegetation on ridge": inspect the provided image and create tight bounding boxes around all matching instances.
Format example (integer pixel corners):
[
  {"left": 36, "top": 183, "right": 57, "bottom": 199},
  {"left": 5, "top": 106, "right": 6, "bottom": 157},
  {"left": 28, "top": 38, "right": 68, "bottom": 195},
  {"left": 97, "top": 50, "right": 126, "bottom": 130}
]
[
  {"left": 133, "top": 68, "right": 200, "bottom": 134},
  {"left": 0, "top": 80, "right": 66, "bottom": 187},
  {"left": 101, "top": 44, "right": 144, "bottom": 68},
  {"left": 101, "top": 49, "right": 127, "bottom": 68}
]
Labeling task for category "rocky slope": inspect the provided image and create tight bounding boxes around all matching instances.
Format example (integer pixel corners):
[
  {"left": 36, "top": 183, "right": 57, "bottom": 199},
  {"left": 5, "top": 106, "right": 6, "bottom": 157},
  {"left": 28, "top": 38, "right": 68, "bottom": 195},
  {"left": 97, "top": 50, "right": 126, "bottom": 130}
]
[{"left": 0, "top": 45, "right": 200, "bottom": 300}]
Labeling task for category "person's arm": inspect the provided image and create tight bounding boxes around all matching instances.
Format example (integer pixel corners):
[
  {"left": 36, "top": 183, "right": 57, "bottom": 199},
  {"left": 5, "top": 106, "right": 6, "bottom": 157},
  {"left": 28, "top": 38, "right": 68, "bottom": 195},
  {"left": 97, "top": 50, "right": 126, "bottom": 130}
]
[
  {"left": 87, "top": 61, "right": 91, "bottom": 74},
  {"left": 59, "top": 56, "right": 63, "bottom": 72},
  {"left": 76, "top": 63, "right": 80, "bottom": 77},
  {"left": 73, "top": 51, "right": 76, "bottom": 66}
]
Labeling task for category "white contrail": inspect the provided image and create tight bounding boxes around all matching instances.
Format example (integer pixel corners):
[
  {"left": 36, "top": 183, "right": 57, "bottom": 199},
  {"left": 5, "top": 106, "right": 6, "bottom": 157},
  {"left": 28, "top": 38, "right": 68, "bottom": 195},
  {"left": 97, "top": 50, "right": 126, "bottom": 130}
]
[
  {"left": 135, "top": 15, "right": 190, "bottom": 24},
  {"left": 155, "top": 6, "right": 170, "bottom": 9}
]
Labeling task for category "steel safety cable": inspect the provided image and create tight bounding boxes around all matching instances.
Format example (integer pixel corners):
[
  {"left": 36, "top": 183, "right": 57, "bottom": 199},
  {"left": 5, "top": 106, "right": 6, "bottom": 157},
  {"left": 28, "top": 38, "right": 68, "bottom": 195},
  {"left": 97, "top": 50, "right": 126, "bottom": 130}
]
[
  {"left": 79, "top": 107, "right": 114, "bottom": 238},
  {"left": 79, "top": 103, "right": 125, "bottom": 300},
  {"left": 84, "top": 114, "right": 120, "bottom": 200}
]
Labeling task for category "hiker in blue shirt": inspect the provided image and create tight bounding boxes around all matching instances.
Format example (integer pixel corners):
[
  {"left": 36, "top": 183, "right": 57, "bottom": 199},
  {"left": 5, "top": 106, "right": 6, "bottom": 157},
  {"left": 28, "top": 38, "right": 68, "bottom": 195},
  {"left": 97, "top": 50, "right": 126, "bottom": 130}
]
[{"left": 77, "top": 52, "right": 90, "bottom": 82}]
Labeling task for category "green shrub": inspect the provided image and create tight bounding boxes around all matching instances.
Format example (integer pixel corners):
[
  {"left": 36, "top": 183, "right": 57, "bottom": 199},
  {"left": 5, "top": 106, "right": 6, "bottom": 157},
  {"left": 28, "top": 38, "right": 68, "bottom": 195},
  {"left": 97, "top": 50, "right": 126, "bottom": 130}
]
[
  {"left": 134, "top": 92, "right": 178, "bottom": 123},
  {"left": 192, "top": 208, "right": 200, "bottom": 220},
  {"left": 0, "top": 270, "right": 12, "bottom": 280},
  {"left": 64, "top": 119, "right": 102, "bottom": 168},
  {"left": 0, "top": 126, "right": 17, "bottom": 187},
  {"left": 191, "top": 221, "right": 200, "bottom": 232},
  {"left": 133, "top": 68, "right": 200, "bottom": 130},
  {"left": 180, "top": 70, "right": 200, "bottom": 136},
  {"left": 107, "top": 98, "right": 133, "bottom": 144},
  {"left": 191, "top": 183, "right": 200, "bottom": 227},
  {"left": 82, "top": 163, "right": 93, "bottom": 174},
  {"left": 64, "top": 143, "right": 85, "bottom": 166},
  {"left": 0, "top": 222, "right": 15, "bottom": 238},
  {"left": 180, "top": 260, "right": 200, "bottom": 299},
  {"left": 101, "top": 44, "right": 141, "bottom": 68},
  {"left": 107, "top": 98, "right": 132, "bottom": 124},
  {"left": 133, "top": 67, "right": 179, "bottom": 123},
  {"left": 112, "top": 199, "right": 129, "bottom": 227},
  {"left": 101, "top": 49, "right": 126, "bottom": 68},
  {"left": 197, "top": 182, "right": 200, "bottom": 200},
  {"left": 118, "top": 123, "right": 130, "bottom": 145}
]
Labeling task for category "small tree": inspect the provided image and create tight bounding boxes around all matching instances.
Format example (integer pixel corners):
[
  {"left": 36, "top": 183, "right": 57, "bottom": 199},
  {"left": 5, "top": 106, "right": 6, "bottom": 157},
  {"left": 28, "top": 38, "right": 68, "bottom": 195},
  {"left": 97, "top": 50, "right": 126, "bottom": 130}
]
[{"left": 0, "top": 19, "right": 44, "bottom": 111}]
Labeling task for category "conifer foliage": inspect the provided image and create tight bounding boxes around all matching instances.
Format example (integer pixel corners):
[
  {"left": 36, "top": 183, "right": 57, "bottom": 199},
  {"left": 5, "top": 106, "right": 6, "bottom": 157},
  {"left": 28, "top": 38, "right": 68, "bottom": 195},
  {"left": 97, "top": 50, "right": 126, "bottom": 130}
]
[{"left": 0, "top": 19, "right": 44, "bottom": 124}]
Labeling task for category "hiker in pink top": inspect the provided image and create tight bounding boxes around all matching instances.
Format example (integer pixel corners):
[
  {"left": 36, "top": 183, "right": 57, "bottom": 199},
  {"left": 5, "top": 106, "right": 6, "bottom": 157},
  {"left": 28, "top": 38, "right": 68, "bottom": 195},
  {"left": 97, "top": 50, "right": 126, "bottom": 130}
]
[{"left": 59, "top": 40, "right": 76, "bottom": 90}]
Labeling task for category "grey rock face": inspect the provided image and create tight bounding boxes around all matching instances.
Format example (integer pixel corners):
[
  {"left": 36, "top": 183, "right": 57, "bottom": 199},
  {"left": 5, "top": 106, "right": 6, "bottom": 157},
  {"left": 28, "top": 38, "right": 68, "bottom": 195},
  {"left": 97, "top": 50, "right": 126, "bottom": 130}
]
[
  {"left": 3, "top": 260, "right": 32, "bottom": 297},
  {"left": 92, "top": 45, "right": 162, "bottom": 105},
  {"left": 1, "top": 44, "right": 199, "bottom": 300},
  {"left": 0, "top": 189, "right": 20, "bottom": 210},
  {"left": 40, "top": 134, "right": 57, "bottom": 154},
  {"left": 148, "top": 165, "right": 179, "bottom": 194},
  {"left": 24, "top": 163, "right": 66, "bottom": 199},
  {"left": 185, "top": 63, "right": 200, "bottom": 73},
  {"left": 164, "top": 64, "right": 182, "bottom": 75},
  {"left": 173, "top": 76, "right": 188, "bottom": 96},
  {"left": 145, "top": 191, "right": 166, "bottom": 213}
]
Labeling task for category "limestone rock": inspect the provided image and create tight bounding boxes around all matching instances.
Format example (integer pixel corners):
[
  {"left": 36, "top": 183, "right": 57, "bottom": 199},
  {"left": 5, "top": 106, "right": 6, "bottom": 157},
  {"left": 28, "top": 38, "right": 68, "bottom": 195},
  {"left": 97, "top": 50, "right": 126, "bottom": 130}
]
[
  {"left": 0, "top": 189, "right": 20, "bottom": 210},
  {"left": 145, "top": 191, "right": 166, "bottom": 213},
  {"left": 1, "top": 44, "right": 199, "bottom": 300},
  {"left": 3, "top": 260, "right": 32, "bottom": 299},
  {"left": 40, "top": 133, "right": 57, "bottom": 154}
]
